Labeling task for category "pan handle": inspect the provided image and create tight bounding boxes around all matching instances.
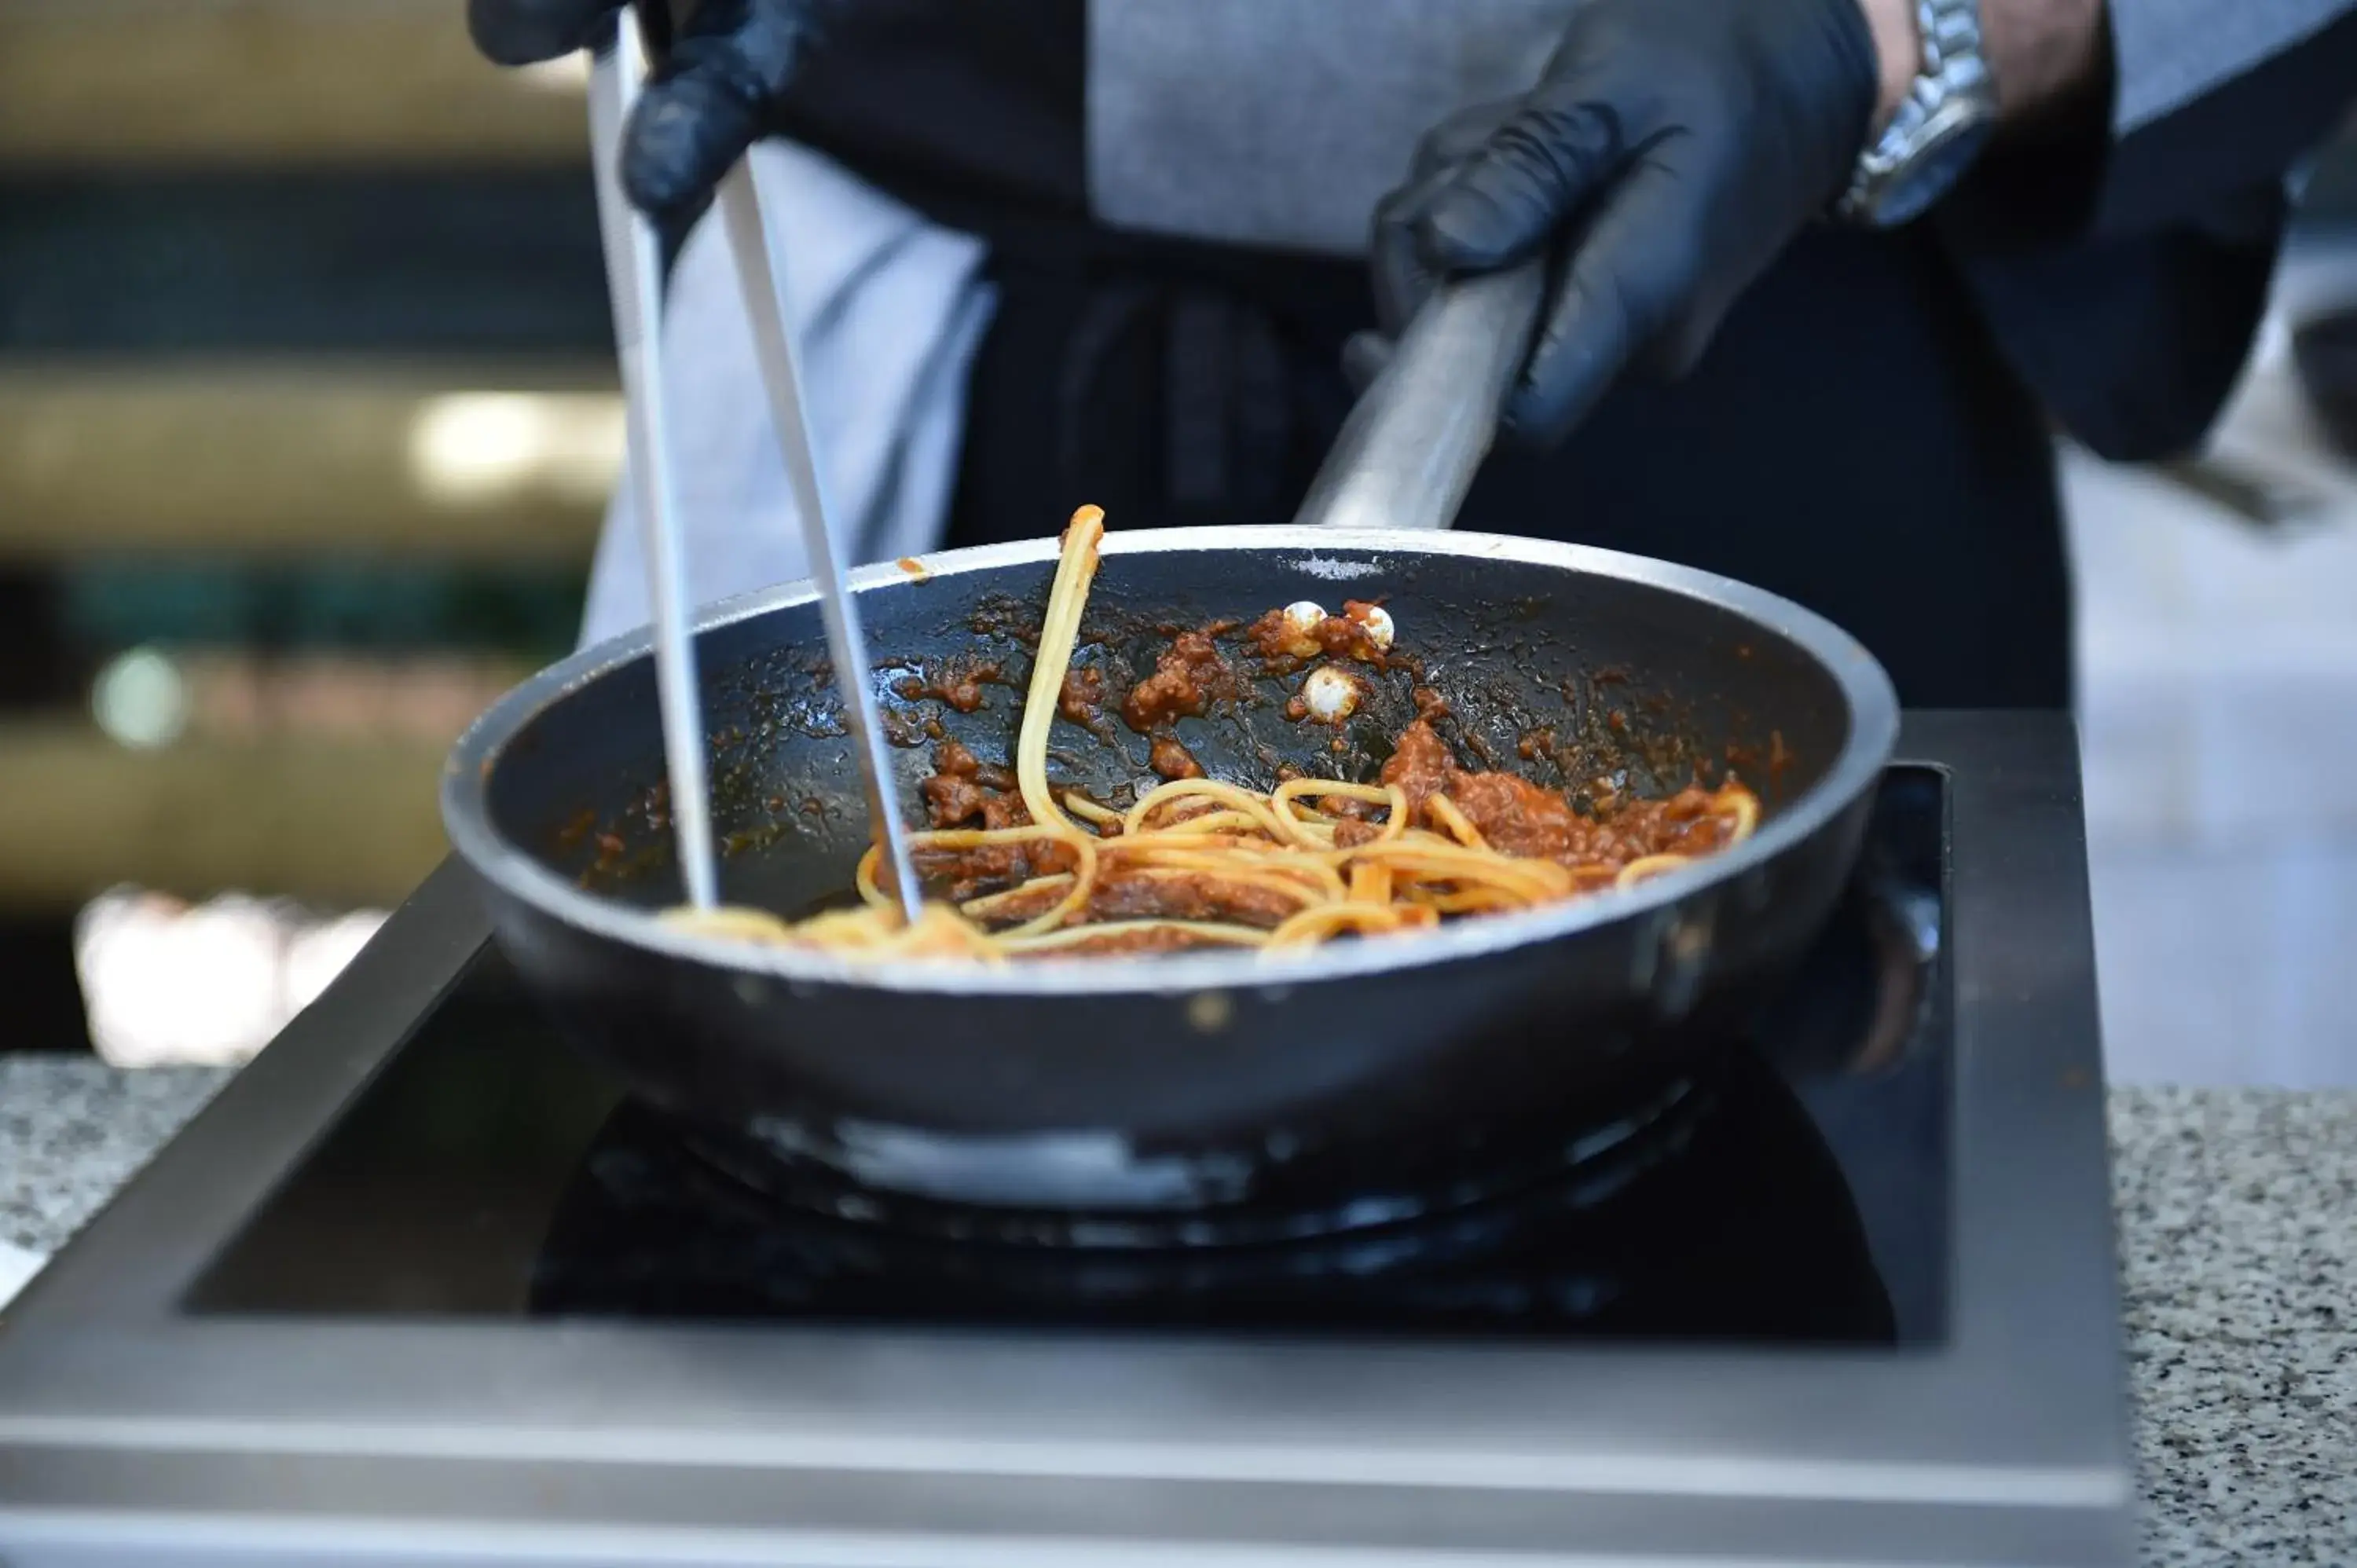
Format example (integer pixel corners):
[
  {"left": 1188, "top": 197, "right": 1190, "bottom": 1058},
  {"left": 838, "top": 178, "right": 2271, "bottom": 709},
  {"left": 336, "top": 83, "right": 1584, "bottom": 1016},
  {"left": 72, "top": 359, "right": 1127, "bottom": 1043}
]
[{"left": 1292, "top": 261, "right": 1547, "bottom": 533}]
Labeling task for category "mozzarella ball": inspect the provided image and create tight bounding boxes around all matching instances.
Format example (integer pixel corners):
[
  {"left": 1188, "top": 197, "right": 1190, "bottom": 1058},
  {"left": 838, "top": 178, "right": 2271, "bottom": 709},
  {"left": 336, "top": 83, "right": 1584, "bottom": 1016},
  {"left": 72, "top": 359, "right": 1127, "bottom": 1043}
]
[
  {"left": 1353, "top": 603, "right": 1395, "bottom": 650},
  {"left": 1300, "top": 665, "right": 1360, "bottom": 722}
]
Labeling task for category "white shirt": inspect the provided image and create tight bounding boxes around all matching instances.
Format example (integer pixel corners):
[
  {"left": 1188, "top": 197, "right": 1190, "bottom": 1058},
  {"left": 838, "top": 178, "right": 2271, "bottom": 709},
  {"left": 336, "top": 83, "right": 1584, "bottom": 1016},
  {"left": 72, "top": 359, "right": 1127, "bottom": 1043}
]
[{"left": 577, "top": 138, "right": 994, "bottom": 648}]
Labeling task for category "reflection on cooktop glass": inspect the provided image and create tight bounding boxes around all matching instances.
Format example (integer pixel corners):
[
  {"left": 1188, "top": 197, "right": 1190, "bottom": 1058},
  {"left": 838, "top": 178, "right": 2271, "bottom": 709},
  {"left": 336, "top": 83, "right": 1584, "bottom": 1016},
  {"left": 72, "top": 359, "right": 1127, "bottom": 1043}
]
[{"left": 186, "top": 771, "right": 1950, "bottom": 1347}]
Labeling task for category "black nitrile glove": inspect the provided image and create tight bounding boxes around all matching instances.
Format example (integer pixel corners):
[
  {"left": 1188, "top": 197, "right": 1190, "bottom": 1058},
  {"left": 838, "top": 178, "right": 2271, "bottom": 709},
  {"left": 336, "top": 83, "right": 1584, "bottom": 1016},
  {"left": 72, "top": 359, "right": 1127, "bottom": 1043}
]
[
  {"left": 469, "top": 0, "right": 827, "bottom": 217},
  {"left": 1362, "top": 0, "right": 1882, "bottom": 449}
]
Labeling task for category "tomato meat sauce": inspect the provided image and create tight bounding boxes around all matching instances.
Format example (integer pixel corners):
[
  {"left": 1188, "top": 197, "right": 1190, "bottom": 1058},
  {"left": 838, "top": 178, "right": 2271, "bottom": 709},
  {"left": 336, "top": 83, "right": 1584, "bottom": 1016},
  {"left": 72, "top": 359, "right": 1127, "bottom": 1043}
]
[{"left": 1380, "top": 720, "right": 1742, "bottom": 868}]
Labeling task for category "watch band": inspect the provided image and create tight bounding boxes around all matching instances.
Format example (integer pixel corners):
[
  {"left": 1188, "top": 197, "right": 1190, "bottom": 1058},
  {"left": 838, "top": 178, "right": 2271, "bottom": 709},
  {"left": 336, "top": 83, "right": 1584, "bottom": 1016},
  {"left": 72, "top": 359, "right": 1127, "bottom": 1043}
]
[{"left": 1836, "top": 0, "right": 1998, "bottom": 226}]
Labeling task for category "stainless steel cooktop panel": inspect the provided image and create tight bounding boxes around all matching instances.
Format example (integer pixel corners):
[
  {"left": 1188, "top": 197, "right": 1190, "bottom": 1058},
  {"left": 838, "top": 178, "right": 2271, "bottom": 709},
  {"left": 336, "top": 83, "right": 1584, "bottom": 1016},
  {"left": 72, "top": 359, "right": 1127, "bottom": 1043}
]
[{"left": 0, "top": 713, "right": 2132, "bottom": 1566}]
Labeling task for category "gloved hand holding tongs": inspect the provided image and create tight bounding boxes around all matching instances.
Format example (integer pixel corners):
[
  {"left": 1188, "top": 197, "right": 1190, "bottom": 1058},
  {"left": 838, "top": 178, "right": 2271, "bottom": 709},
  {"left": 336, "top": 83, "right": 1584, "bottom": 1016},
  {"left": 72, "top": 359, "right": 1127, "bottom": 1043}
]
[
  {"left": 485, "top": 0, "right": 927, "bottom": 923},
  {"left": 471, "top": 0, "right": 825, "bottom": 220}
]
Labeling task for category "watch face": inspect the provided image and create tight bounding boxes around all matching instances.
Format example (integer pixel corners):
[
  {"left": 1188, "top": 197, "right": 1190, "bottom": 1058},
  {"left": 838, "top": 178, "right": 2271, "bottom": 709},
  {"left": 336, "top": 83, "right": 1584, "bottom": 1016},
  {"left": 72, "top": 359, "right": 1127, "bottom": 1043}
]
[{"left": 1871, "top": 112, "right": 1996, "bottom": 229}]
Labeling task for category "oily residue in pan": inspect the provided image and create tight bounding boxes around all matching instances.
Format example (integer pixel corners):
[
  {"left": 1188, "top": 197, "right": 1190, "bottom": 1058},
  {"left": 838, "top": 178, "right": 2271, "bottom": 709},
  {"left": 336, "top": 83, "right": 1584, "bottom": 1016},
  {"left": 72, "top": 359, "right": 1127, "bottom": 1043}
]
[{"left": 559, "top": 584, "right": 1780, "bottom": 893}]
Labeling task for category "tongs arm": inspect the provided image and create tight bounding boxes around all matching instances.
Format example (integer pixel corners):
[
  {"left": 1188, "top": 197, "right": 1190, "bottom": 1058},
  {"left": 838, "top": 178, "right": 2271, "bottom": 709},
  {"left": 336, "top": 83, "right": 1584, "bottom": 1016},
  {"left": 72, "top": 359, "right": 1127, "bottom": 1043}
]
[
  {"left": 713, "top": 168, "right": 927, "bottom": 923},
  {"left": 587, "top": 2, "right": 925, "bottom": 924},
  {"left": 586, "top": 14, "right": 720, "bottom": 910}
]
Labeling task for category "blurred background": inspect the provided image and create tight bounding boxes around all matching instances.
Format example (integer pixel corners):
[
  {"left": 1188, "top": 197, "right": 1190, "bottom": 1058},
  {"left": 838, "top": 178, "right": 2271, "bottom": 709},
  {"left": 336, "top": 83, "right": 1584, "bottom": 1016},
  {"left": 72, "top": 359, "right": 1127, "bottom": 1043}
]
[
  {"left": 0, "top": 0, "right": 2351, "bottom": 1085},
  {"left": 0, "top": 0, "right": 607, "bottom": 1068}
]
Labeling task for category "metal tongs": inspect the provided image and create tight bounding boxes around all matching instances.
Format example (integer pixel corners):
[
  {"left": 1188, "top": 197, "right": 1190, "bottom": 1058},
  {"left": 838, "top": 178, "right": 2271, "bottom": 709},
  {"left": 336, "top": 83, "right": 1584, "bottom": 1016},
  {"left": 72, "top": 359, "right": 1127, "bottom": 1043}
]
[{"left": 586, "top": 5, "right": 924, "bottom": 923}]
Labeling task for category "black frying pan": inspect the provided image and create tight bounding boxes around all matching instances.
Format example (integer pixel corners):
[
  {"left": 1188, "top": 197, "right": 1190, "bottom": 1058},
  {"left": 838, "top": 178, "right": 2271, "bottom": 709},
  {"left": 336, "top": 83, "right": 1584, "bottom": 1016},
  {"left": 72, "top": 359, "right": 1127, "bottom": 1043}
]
[
  {"left": 442, "top": 218, "right": 1896, "bottom": 1214},
  {"left": 443, "top": 528, "right": 1895, "bottom": 1214}
]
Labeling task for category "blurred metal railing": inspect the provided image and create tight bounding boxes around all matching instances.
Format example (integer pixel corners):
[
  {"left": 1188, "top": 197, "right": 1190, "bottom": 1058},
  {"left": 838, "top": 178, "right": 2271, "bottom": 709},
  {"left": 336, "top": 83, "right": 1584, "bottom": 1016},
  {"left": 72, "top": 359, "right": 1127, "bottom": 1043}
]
[
  {"left": 0, "top": 1, "right": 618, "bottom": 925},
  {"left": 0, "top": 363, "right": 616, "bottom": 561},
  {"left": 0, "top": 0, "right": 588, "bottom": 167}
]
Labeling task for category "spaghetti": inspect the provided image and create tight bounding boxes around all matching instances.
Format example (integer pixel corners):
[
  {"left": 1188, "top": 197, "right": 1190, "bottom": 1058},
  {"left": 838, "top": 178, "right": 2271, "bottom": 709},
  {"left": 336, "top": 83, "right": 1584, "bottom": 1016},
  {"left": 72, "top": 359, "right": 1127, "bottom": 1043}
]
[{"left": 662, "top": 505, "right": 1762, "bottom": 961}]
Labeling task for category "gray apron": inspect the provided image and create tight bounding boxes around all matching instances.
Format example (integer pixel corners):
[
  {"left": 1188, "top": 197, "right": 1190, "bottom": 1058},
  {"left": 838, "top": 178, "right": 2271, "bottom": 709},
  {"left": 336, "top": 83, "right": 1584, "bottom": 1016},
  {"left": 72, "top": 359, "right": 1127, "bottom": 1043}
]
[
  {"left": 581, "top": 2, "right": 1571, "bottom": 647},
  {"left": 1089, "top": 0, "right": 1569, "bottom": 255}
]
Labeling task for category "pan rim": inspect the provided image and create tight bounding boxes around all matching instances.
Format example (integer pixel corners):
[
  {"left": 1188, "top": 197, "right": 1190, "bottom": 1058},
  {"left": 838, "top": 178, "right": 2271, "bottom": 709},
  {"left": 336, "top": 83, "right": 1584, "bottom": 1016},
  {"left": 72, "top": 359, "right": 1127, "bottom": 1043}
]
[{"left": 441, "top": 526, "right": 1899, "bottom": 998}]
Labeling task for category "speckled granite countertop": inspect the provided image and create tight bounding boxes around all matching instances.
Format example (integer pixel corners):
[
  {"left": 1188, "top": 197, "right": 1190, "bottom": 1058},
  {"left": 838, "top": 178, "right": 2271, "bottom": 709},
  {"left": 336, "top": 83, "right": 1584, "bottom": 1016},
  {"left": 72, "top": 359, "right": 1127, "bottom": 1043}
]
[
  {"left": 1, "top": 1057, "right": 236, "bottom": 1262},
  {"left": 2, "top": 1057, "right": 2351, "bottom": 1563},
  {"left": 2112, "top": 1088, "right": 2355, "bottom": 1565}
]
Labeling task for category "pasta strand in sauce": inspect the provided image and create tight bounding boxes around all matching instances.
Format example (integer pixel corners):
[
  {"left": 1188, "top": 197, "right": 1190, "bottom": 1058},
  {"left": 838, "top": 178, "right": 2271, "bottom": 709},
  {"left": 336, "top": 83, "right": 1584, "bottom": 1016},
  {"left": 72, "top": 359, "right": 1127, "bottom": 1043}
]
[{"left": 661, "top": 506, "right": 1761, "bottom": 961}]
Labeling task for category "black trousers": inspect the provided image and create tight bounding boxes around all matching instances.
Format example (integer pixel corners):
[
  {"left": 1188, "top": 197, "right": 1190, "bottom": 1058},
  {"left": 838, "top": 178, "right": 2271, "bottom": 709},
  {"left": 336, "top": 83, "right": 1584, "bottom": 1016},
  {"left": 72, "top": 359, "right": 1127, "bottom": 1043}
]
[{"left": 944, "top": 224, "right": 2073, "bottom": 710}]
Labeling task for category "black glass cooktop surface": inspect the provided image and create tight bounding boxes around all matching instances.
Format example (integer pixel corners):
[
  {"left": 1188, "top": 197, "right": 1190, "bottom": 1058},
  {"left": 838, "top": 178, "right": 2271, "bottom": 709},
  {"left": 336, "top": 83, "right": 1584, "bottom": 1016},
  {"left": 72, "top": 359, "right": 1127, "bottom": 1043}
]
[{"left": 185, "top": 770, "right": 1952, "bottom": 1347}]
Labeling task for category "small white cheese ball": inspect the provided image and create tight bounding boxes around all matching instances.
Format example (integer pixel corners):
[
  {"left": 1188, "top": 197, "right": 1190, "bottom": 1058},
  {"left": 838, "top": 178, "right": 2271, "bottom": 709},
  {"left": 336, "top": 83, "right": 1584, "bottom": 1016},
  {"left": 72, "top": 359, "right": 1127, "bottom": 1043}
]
[
  {"left": 1353, "top": 603, "right": 1395, "bottom": 650},
  {"left": 1300, "top": 665, "right": 1359, "bottom": 722},
  {"left": 1281, "top": 601, "right": 1326, "bottom": 636}
]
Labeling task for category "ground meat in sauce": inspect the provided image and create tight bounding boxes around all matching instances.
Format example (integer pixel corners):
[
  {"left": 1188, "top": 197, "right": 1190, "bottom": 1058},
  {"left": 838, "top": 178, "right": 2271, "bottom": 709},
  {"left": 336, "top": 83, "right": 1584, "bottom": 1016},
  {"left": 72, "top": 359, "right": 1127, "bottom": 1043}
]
[
  {"left": 1087, "top": 871, "right": 1298, "bottom": 928},
  {"left": 914, "top": 741, "right": 1099, "bottom": 901},
  {"left": 1059, "top": 667, "right": 1105, "bottom": 724},
  {"left": 919, "top": 839, "right": 1078, "bottom": 904},
  {"left": 1122, "top": 628, "right": 1243, "bottom": 731},
  {"left": 1604, "top": 786, "right": 1740, "bottom": 859},
  {"left": 919, "top": 740, "right": 1026, "bottom": 830},
  {"left": 1380, "top": 720, "right": 1741, "bottom": 867},
  {"left": 1446, "top": 770, "right": 1593, "bottom": 861},
  {"left": 1149, "top": 736, "right": 1204, "bottom": 779},
  {"left": 1377, "top": 720, "right": 1454, "bottom": 819},
  {"left": 1319, "top": 790, "right": 1382, "bottom": 822},
  {"left": 1246, "top": 599, "right": 1392, "bottom": 669},
  {"left": 892, "top": 658, "right": 1004, "bottom": 713},
  {"left": 959, "top": 867, "right": 1298, "bottom": 933}
]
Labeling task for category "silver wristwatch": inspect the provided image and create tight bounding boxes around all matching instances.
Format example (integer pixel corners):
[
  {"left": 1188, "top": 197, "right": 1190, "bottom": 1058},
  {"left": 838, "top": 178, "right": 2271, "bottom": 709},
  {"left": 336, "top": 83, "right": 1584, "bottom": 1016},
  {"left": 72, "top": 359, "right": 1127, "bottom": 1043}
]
[{"left": 1835, "top": 0, "right": 2000, "bottom": 229}]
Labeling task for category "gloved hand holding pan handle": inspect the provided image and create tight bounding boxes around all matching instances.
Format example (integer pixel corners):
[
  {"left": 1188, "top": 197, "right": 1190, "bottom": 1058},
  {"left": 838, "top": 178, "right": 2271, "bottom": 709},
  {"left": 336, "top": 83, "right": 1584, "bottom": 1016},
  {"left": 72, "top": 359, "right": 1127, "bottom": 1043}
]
[
  {"left": 1358, "top": 0, "right": 1886, "bottom": 454},
  {"left": 1359, "top": 0, "right": 2113, "bottom": 452}
]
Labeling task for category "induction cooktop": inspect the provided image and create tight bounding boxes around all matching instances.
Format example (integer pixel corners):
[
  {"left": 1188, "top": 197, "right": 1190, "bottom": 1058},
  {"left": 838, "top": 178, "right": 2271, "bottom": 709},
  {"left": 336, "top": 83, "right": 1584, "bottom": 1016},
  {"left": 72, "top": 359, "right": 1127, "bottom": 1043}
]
[{"left": 0, "top": 712, "right": 2133, "bottom": 1566}]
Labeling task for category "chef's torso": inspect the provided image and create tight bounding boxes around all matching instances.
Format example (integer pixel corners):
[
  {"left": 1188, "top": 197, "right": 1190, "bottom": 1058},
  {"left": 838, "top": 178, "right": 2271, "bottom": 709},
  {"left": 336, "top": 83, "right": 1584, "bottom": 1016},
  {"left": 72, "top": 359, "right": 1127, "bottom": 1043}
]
[
  {"left": 596, "top": 0, "right": 2275, "bottom": 714},
  {"left": 768, "top": 0, "right": 1578, "bottom": 255},
  {"left": 584, "top": 0, "right": 1578, "bottom": 644}
]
